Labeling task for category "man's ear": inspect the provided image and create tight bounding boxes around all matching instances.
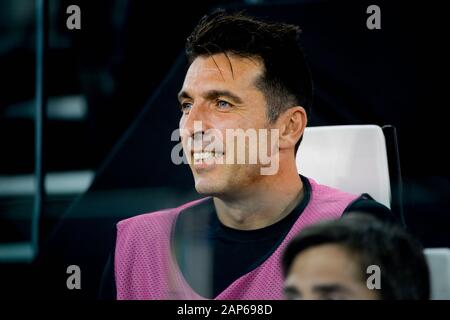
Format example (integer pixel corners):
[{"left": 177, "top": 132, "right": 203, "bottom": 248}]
[{"left": 277, "top": 106, "right": 307, "bottom": 151}]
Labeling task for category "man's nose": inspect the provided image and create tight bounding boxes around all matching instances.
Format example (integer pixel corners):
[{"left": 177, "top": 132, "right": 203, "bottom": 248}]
[{"left": 181, "top": 102, "right": 210, "bottom": 137}]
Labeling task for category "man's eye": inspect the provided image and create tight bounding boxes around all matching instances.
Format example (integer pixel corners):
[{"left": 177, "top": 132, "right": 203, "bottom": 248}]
[
  {"left": 217, "top": 100, "right": 232, "bottom": 109},
  {"left": 180, "top": 103, "right": 193, "bottom": 113}
]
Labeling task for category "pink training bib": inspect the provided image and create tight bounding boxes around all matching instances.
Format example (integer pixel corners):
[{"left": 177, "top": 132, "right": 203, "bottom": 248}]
[{"left": 115, "top": 178, "right": 359, "bottom": 300}]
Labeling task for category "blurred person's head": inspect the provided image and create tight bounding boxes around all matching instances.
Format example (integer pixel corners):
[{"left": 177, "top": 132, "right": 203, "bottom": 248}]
[
  {"left": 282, "top": 214, "right": 430, "bottom": 300},
  {"left": 178, "top": 10, "right": 312, "bottom": 196}
]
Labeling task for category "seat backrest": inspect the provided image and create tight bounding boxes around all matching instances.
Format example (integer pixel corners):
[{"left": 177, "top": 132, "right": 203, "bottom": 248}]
[
  {"left": 424, "top": 248, "right": 450, "bottom": 300},
  {"left": 296, "top": 125, "right": 391, "bottom": 208}
]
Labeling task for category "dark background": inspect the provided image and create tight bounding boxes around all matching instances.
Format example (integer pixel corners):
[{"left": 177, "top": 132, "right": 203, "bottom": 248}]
[{"left": 0, "top": 0, "right": 448, "bottom": 299}]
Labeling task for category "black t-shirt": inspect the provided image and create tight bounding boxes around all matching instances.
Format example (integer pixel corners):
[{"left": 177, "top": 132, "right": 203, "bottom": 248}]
[{"left": 99, "top": 175, "right": 393, "bottom": 299}]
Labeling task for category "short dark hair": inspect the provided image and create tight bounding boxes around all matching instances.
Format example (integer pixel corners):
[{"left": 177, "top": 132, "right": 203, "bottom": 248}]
[
  {"left": 282, "top": 214, "right": 430, "bottom": 300},
  {"left": 185, "top": 9, "right": 313, "bottom": 151}
]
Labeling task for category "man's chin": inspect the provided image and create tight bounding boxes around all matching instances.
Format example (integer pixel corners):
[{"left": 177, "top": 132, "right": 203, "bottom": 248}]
[
  {"left": 194, "top": 177, "right": 223, "bottom": 196},
  {"left": 194, "top": 183, "right": 215, "bottom": 195}
]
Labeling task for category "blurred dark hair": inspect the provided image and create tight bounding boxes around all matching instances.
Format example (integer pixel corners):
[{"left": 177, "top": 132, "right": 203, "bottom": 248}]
[
  {"left": 185, "top": 9, "right": 313, "bottom": 151},
  {"left": 282, "top": 214, "right": 430, "bottom": 300}
]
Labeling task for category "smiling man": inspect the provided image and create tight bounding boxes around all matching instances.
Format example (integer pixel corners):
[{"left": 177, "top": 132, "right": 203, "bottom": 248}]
[
  {"left": 100, "top": 10, "right": 393, "bottom": 300},
  {"left": 177, "top": 51, "right": 302, "bottom": 229}
]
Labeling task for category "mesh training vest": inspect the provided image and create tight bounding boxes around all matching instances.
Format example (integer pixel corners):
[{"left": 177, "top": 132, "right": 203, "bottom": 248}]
[{"left": 115, "top": 178, "right": 359, "bottom": 299}]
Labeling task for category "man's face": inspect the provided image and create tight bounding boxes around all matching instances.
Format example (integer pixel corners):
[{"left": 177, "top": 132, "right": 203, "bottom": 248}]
[
  {"left": 284, "top": 244, "right": 380, "bottom": 300},
  {"left": 178, "top": 53, "right": 274, "bottom": 196}
]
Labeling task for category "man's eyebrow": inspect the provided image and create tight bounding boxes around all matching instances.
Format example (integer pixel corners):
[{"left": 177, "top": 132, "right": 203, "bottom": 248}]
[
  {"left": 177, "top": 90, "right": 191, "bottom": 103},
  {"left": 312, "top": 284, "right": 351, "bottom": 295},
  {"left": 203, "top": 90, "right": 243, "bottom": 104},
  {"left": 177, "top": 89, "right": 244, "bottom": 104}
]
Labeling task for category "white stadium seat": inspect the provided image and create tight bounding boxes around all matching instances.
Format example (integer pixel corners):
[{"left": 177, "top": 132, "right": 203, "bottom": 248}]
[
  {"left": 296, "top": 125, "right": 391, "bottom": 208},
  {"left": 424, "top": 248, "right": 450, "bottom": 300}
]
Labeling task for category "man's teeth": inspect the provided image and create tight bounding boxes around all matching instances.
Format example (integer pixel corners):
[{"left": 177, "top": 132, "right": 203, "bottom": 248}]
[{"left": 193, "top": 152, "right": 223, "bottom": 160}]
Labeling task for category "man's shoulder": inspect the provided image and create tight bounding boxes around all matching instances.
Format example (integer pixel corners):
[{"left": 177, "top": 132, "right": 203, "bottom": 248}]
[
  {"left": 116, "top": 197, "right": 209, "bottom": 234},
  {"left": 343, "top": 193, "right": 395, "bottom": 222},
  {"left": 117, "top": 208, "right": 176, "bottom": 231},
  {"left": 307, "top": 178, "right": 394, "bottom": 221}
]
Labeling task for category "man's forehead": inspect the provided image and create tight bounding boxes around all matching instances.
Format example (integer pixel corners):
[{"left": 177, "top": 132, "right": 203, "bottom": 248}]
[
  {"left": 185, "top": 54, "right": 262, "bottom": 82},
  {"left": 185, "top": 66, "right": 228, "bottom": 79}
]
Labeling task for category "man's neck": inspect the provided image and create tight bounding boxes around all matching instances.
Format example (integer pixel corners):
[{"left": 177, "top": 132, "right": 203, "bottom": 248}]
[{"left": 213, "top": 169, "right": 304, "bottom": 230}]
